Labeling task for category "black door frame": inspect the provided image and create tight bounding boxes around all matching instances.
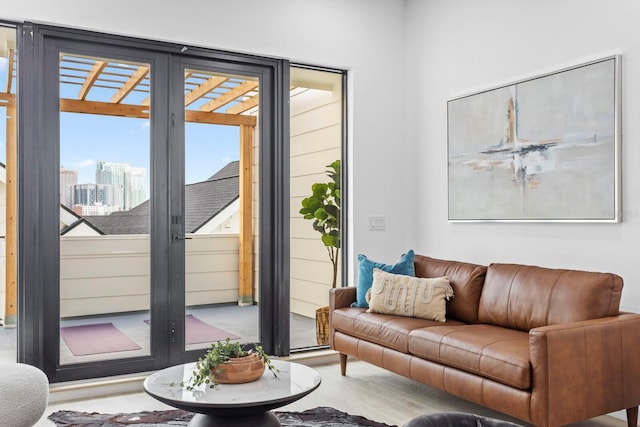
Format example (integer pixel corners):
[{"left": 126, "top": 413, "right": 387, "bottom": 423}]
[
  {"left": 166, "top": 54, "right": 291, "bottom": 366},
  {"left": 17, "top": 23, "right": 290, "bottom": 382}
]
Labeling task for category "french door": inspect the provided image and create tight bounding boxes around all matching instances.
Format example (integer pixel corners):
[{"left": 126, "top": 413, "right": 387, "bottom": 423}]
[{"left": 18, "top": 25, "right": 289, "bottom": 382}]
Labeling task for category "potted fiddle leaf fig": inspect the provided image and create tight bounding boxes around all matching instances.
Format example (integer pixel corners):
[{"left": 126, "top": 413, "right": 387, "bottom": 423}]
[{"left": 299, "top": 159, "right": 341, "bottom": 344}]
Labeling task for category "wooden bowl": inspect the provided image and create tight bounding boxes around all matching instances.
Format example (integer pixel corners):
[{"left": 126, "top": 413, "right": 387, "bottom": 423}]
[{"left": 212, "top": 353, "right": 266, "bottom": 384}]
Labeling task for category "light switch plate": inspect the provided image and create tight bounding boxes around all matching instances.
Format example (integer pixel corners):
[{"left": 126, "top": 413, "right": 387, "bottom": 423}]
[{"left": 369, "top": 216, "right": 386, "bottom": 231}]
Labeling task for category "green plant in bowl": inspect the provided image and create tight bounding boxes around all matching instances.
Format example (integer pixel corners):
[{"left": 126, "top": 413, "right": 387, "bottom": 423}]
[{"left": 181, "top": 338, "right": 279, "bottom": 390}]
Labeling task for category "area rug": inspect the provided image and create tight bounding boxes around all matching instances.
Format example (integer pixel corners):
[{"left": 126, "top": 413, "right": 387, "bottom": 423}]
[
  {"left": 60, "top": 323, "right": 142, "bottom": 356},
  {"left": 144, "top": 314, "right": 240, "bottom": 345},
  {"left": 48, "top": 406, "right": 397, "bottom": 426}
]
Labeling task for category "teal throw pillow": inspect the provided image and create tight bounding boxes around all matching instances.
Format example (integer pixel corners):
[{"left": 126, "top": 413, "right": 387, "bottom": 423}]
[{"left": 352, "top": 249, "right": 415, "bottom": 308}]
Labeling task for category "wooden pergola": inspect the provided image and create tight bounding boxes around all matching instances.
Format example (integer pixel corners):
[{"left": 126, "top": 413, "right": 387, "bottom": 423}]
[
  {"left": 2, "top": 51, "right": 262, "bottom": 326},
  {"left": 1, "top": 43, "right": 16, "bottom": 327}
]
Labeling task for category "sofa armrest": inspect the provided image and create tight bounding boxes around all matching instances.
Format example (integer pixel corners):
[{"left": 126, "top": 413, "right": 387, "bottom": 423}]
[
  {"left": 328, "top": 287, "right": 356, "bottom": 351},
  {"left": 529, "top": 314, "right": 640, "bottom": 427},
  {"left": 329, "top": 286, "right": 356, "bottom": 310}
]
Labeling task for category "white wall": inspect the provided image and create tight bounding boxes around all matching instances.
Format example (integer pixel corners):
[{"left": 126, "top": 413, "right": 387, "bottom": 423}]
[
  {"left": 406, "top": 0, "right": 640, "bottom": 312},
  {"left": 1, "top": 0, "right": 411, "bottom": 286}
]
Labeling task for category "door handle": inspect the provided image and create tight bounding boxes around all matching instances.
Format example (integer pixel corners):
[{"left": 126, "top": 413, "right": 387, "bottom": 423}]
[{"left": 172, "top": 233, "right": 193, "bottom": 241}]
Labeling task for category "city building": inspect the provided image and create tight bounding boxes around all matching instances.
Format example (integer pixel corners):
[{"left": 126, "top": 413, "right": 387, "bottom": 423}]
[
  {"left": 59, "top": 167, "right": 77, "bottom": 208},
  {"left": 83, "top": 161, "right": 239, "bottom": 235},
  {"left": 72, "top": 182, "right": 123, "bottom": 213},
  {"left": 95, "top": 161, "right": 147, "bottom": 211}
]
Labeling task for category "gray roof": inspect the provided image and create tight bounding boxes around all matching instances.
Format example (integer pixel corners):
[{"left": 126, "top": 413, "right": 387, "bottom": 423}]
[
  {"left": 60, "top": 204, "right": 106, "bottom": 235},
  {"left": 84, "top": 208, "right": 150, "bottom": 235},
  {"left": 207, "top": 161, "right": 240, "bottom": 181},
  {"left": 84, "top": 161, "right": 239, "bottom": 234}
]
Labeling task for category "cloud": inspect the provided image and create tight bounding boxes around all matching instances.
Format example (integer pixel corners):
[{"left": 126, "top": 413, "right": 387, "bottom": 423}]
[
  {"left": 221, "top": 156, "right": 232, "bottom": 164},
  {"left": 0, "top": 57, "right": 7, "bottom": 72},
  {"left": 140, "top": 121, "right": 150, "bottom": 130},
  {"left": 76, "top": 159, "right": 96, "bottom": 169}
]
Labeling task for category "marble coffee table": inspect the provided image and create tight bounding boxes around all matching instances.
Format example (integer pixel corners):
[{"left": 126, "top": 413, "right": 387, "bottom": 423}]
[{"left": 143, "top": 359, "right": 321, "bottom": 426}]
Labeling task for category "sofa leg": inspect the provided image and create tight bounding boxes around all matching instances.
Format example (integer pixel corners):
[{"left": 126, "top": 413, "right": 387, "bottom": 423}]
[
  {"left": 339, "top": 353, "right": 347, "bottom": 376},
  {"left": 627, "top": 406, "right": 638, "bottom": 427}
]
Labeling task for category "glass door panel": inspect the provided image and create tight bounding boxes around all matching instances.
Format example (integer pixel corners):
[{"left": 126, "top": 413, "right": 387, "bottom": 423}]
[
  {"left": 182, "top": 68, "right": 259, "bottom": 352},
  {"left": 58, "top": 53, "right": 151, "bottom": 364},
  {"left": 0, "top": 25, "right": 17, "bottom": 362},
  {"left": 21, "top": 26, "right": 287, "bottom": 380},
  {"left": 289, "top": 66, "right": 344, "bottom": 350}
]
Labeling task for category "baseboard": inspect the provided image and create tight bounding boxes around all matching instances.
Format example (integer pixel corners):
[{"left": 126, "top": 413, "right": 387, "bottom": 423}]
[
  {"left": 284, "top": 348, "right": 340, "bottom": 366},
  {"left": 48, "top": 373, "right": 150, "bottom": 404}
]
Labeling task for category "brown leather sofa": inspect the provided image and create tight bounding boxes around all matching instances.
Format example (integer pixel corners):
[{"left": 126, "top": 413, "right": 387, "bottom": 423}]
[{"left": 329, "top": 254, "right": 640, "bottom": 427}]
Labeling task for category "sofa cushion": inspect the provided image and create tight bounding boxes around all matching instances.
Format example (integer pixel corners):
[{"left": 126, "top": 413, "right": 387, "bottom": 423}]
[
  {"left": 366, "top": 269, "right": 453, "bottom": 322},
  {"left": 413, "top": 255, "right": 487, "bottom": 323},
  {"left": 478, "top": 263, "right": 623, "bottom": 331},
  {"left": 353, "top": 250, "right": 416, "bottom": 308},
  {"left": 408, "top": 324, "right": 531, "bottom": 390},
  {"left": 332, "top": 307, "right": 465, "bottom": 353}
]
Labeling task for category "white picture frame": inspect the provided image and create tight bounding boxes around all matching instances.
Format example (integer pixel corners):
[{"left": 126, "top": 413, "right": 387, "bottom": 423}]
[{"left": 447, "top": 55, "right": 621, "bottom": 222}]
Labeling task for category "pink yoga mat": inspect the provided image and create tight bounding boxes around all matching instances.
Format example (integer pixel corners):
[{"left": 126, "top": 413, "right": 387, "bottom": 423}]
[
  {"left": 145, "top": 314, "right": 240, "bottom": 345},
  {"left": 60, "top": 322, "right": 142, "bottom": 356}
]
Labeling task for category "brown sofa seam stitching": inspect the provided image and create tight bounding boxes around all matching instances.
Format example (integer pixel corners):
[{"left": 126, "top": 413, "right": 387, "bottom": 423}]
[
  {"left": 546, "top": 272, "right": 563, "bottom": 327},
  {"left": 413, "top": 331, "right": 529, "bottom": 368},
  {"left": 607, "top": 274, "right": 616, "bottom": 316},
  {"left": 505, "top": 266, "right": 518, "bottom": 328},
  {"left": 418, "top": 337, "right": 531, "bottom": 389}
]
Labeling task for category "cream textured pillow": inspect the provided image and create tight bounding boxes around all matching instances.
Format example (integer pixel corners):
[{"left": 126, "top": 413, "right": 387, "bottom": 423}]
[{"left": 366, "top": 268, "right": 454, "bottom": 322}]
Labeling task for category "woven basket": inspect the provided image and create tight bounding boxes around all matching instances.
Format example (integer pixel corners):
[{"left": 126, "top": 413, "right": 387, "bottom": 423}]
[{"left": 315, "top": 305, "right": 330, "bottom": 345}]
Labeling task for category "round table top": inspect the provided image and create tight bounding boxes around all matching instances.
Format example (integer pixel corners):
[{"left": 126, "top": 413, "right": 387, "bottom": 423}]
[{"left": 143, "top": 359, "right": 321, "bottom": 415}]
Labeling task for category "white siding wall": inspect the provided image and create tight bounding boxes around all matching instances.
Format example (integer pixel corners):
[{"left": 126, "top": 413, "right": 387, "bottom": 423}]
[
  {"left": 251, "top": 110, "right": 260, "bottom": 306},
  {"left": 60, "top": 234, "right": 239, "bottom": 318},
  {"left": 195, "top": 199, "right": 240, "bottom": 234},
  {"left": 184, "top": 234, "right": 240, "bottom": 307},
  {"left": 0, "top": 175, "right": 5, "bottom": 318},
  {"left": 290, "top": 88, "right": 342, "bottom": 318}
]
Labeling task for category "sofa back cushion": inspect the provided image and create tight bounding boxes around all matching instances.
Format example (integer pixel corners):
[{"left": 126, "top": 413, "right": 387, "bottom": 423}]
[
  {"left": 478, "top": 263, "right": 623, "bottom": 331},
  {"left": 413, "top": 255, "right": 487, "bottom": 323}
]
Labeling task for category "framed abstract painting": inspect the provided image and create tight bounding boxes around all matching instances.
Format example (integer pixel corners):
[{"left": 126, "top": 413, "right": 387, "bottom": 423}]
[{"left": 447, "top": 55, "right": 621, "bottom": 222}]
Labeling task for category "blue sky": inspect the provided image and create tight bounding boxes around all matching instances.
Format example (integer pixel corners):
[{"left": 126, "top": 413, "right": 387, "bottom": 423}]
[
  {"left": 60, "top": 113, "right": 240, "bottom": 191},
  {"left": 57, "top": 62, "right": 241, "bottom": 193}
]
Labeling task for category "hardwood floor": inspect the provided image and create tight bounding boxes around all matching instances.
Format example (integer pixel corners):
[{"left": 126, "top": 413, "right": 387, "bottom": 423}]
[{"left": 36, "top": 358, "right": 627, "bottom": 427}]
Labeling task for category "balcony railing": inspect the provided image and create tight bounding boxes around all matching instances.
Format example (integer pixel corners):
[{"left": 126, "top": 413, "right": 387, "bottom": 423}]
[{"left": 60, "top": 234, "right": 241, "bottom": 318}]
